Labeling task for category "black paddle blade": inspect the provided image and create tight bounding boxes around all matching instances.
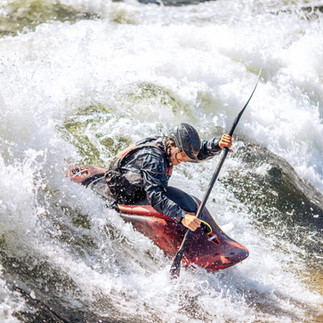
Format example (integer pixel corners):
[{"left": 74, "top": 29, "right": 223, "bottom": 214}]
[
  {"left": 169, "top": 225, "right": 217, "bottom": 279},
  {"left": 169, "top": 230, "right": 191, "bottom": 279},
  {"left": 170, "top": 251, "right": 183, "bottom": 279}
]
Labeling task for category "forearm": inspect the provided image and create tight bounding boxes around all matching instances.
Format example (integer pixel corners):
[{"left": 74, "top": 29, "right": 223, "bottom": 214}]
[
  {"left": 196, "top": 135, "right": 232, "bottom": 161},
  {"left": 146, "top": 186, "right": 186, "bottom": 223},
  {"left": 196, "top": 139, "right": 222, "bottom": 161}
]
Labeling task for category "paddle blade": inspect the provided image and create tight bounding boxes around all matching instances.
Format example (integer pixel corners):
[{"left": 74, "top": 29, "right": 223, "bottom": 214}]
[
  {"left": 170, "top": 251, "right": 183, "bottom": 279},
  {"left": 169, "top": 229, "right": 192, "bottom": 279}
]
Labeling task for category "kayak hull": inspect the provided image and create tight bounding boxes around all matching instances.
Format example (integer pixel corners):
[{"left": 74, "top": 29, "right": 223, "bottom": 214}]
[{"left": 67, "top": 166, "right": 249, "bottom": 272}]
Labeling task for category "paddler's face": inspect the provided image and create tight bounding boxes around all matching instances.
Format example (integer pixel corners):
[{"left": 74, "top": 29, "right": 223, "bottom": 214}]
[{"left": 170, "top": 146, "right": 189, "bottom": 165}]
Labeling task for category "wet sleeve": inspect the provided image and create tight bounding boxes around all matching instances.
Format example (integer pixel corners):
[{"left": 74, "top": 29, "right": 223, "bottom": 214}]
[
  {"left": 140, "top": 153, "right": 186, "bottom": 223},
  {"left": 196, "top": 138, "right": 222, "bottom": 161}
]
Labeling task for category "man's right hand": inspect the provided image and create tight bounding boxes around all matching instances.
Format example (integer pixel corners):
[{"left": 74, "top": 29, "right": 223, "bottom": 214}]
[
  {"left": 181, "top": 214, "right": 200, "bottom": 231},
  {"left": 219, "top": 134, "right": 233, "bottom": 151}
]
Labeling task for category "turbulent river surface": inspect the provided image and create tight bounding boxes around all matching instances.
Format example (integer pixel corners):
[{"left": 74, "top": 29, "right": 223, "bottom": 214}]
[{"left": 0, "top": 0, "right": 322, "bottom": 322}]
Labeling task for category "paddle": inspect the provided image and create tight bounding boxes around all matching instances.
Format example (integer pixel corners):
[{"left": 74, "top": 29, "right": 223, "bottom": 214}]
[{"left": 170, "top": 69, "right": 263, "bottom": 279}]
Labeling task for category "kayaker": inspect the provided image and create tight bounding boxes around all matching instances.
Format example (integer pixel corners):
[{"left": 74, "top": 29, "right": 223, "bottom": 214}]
[{"left": 105, "top": 123, "right": 232, "bottom": 232}]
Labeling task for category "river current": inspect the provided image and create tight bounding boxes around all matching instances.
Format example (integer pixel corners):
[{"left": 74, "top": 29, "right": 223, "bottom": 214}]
[{"left": 0, "top": 0, "right": 322, "bottom": 322}]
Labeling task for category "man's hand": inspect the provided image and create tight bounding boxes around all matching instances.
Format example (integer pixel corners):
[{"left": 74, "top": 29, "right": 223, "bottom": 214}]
[
  {"left": 219, "top": 134, "right": 233, "bottom": 151},
  {"left": 181, "top": 214, "right": 200, "bottom": 231}
]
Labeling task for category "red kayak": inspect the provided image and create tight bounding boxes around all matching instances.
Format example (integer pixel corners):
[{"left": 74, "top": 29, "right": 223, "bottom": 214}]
[{"left": 67, "top": 166, "right": 249, "bottom": 272}]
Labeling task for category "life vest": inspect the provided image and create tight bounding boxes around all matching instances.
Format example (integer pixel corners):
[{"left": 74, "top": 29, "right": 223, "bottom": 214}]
[{"left": 105, "top": 138, "right": 173, "bottom": 204}]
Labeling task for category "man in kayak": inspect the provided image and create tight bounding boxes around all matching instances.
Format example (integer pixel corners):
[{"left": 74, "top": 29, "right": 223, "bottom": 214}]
[{"left": 105, "top": 123, "right": 232, "bottom": 232}]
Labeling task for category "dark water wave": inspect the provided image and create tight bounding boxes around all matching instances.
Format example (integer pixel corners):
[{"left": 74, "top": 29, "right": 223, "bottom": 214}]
[
  {"left": 221, "top": 135, "right": 323, "bottom": 267},
  {"left": 0, "top": 198, "right": 151, "bottom": 322}
]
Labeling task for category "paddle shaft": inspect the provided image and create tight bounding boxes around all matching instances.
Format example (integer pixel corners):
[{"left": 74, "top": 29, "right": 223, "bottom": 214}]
[{"left": 170, "top": 70, "right": 262, "bottom": 279}]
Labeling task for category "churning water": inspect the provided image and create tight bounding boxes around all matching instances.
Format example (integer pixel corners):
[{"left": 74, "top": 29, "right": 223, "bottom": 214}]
[{"left": 0, "top": 0, "right": 322, "bottom": 322}]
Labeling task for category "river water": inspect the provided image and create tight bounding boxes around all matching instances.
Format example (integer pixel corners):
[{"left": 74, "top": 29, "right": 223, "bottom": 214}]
[{"left": 0, "top": 0, "right": 322, "bottom": 322}]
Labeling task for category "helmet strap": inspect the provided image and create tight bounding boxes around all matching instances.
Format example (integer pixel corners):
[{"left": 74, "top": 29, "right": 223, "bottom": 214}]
[{"left": 170, "top": 147, "right": 182, "bottom": 164}]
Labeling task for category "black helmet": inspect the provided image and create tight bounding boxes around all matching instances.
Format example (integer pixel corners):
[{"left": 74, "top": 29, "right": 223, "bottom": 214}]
[{"left": 171, "top": 123, "right": 201, "bottom": 160}]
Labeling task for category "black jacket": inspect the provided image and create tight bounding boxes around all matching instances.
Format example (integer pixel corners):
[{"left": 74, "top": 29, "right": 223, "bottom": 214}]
[{"left": 108, "top": 137, "right": 222, "bottom": 223}]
